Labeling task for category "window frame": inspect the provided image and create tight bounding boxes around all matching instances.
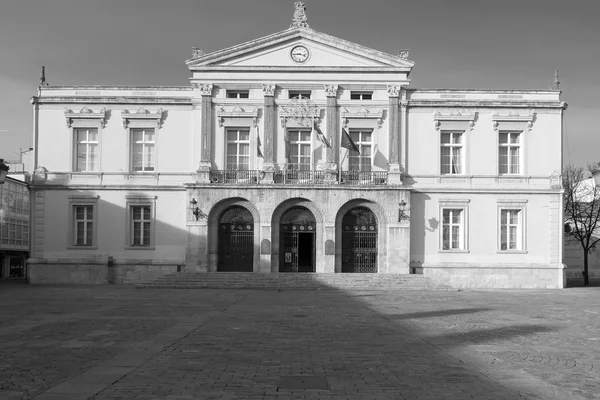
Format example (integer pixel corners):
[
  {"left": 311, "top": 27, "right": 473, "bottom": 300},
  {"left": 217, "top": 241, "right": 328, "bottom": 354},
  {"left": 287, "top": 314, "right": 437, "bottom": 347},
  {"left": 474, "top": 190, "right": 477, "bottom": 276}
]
[
  {"left": 130, "top": 128, "right": 156, "bottom": 173},
  {"left": 348, "top": 128, "right": 373, "bottom": 172},
  {"left": 74, "top": 127, "right": 99, "bottom": 172},
  {"left": 288, "top": 90, "right": 311, "bottom": 100},
  {"left": 497, "top": 200, "right": 527, "bottom": 253},
  {"left": 125, "top": 196, "right": 156, "bottom": 250},
  {"left": 350, "top": 91, "right": 373, "bottom": 100},
  {"left": 440, "top": 130, "right": 464, "bottom": 175},
  {"left": 225, "top": 127, "right": 251, "bottom": 170},
  {"left": 226, "top": 90, "right": 249, "bottom": 99},
  {"left": 438, "top": 199, "right": 470, "bottom": 253},
  {"left": 67, "top": 195, "right": 99, "bottom": 250},
  {"left": 68, "top": 119, "right": 104, "bottom": 173},
  {"left": 498, "top": 130, "right": 522, "bottom": 175},
  {"left": 286, "top": 128, "right": 313, "bottom": 170}
]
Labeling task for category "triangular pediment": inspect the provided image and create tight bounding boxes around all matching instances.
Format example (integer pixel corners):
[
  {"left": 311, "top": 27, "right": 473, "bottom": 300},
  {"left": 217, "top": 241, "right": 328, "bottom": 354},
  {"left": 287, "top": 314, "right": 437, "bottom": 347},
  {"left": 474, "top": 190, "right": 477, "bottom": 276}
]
[{"left": 186, "top": 28, "right": 414, "bottom": 70}]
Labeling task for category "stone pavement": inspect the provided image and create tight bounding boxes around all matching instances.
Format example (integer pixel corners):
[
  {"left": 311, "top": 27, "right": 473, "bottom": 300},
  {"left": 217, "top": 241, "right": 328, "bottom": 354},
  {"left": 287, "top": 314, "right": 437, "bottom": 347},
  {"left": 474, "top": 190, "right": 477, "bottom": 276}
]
[{"left": 0, "top": 284, "right": 599, "bottom": 400}]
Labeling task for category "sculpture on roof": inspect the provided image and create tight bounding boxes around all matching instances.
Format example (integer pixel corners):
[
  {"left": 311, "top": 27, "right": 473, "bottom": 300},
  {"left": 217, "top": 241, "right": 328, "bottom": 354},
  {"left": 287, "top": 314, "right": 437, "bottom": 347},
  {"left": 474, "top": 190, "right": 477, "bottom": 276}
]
[
  {"left": 39, "top": 66, "right": 49, "bottom": 86},
  {"left": 290, "top": 1, "right": 310, "bottom": 29},
  {"left": 551, "top": 69, "right": 560, "bottom": 90}
]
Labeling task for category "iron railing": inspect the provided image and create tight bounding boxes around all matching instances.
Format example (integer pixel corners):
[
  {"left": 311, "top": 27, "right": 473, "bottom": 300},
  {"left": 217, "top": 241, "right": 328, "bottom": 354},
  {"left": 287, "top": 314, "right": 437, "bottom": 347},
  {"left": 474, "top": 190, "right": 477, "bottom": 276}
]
[{"left": 208, "top": 169, "right": 389, "bottom": 185}]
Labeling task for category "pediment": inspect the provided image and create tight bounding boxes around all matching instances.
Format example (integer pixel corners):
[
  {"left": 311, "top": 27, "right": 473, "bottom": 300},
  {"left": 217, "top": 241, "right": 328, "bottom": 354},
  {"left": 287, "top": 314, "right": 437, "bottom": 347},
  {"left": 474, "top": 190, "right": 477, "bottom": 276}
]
[{"left": 186, "top": 28, "right": 414, "bottom": 70}]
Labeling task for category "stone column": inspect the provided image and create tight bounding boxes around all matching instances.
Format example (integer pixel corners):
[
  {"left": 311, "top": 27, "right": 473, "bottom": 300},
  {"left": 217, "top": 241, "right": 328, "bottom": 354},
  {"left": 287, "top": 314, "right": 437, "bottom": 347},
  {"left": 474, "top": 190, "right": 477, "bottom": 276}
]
[
  {"left": 324, "top": 84, "right": 338, "bottom": 166},
  {"left": 400, "top": 89, "right": 408, "bottom": 175},
  {"left": 197, "top": 83, "right": 213, "bottom": 182},
  {"left": 387, "top": 85, "right": 401, "bottom": 184},
  {"left": 261, "top": 83, "right": 276, "bottom": 183}
]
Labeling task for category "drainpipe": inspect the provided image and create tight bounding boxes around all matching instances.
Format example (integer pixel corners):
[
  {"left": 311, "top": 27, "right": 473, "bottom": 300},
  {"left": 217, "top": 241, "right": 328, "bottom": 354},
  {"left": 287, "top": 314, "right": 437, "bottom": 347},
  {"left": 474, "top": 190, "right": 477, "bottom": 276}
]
[{"left": 107, "top": 256, "right": 115, "bottom": 284}]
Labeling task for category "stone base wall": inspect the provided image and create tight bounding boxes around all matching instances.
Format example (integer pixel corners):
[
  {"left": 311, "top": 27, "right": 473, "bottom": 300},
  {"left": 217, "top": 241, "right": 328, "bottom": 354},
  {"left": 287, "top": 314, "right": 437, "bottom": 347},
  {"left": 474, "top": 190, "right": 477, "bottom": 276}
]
[
  {"left": 29, "top": 261, "right": 181, "bottom": 284},
  {"left": 417, "top": 263, "right": 566, "bottom": 289}
]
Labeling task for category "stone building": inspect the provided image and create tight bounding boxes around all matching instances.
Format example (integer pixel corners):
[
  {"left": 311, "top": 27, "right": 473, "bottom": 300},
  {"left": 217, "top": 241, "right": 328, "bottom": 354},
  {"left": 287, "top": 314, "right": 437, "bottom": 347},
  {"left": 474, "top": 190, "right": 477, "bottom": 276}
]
[
  {"left": 0, "top": 175, "right": 30, "bottom": 280},
  {"left": 28, "top": 3, "right": 566, "bottom": 288}
]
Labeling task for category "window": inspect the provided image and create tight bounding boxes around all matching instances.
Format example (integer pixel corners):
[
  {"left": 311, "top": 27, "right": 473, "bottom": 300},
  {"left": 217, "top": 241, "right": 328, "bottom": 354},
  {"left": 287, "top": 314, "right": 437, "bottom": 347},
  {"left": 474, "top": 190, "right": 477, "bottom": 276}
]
[
  {"left": 350, "top": 91, "right": 373, "bottom": 100},
  {"left": 440, "top": 131, "right": 463, "bottom": 174},
  {"left": 68, "top": 195, "right": 98, "bottom": 249},
  {"left": 348, "top": 129, "right": 372, "bottom": 172},
  {"left": 74, "top": 205, "right": 93, "bottom": 246},
  {"left": 131, "top": 205, "right": 152, "bottom": 246},
  {"left": 287, "top": 129, "right": 311, "bottom": 170},
  {"left": 442, "top": 209, "right": 463, "bottom": 250},
  {"left": 75, "top": 128, "right": 98, "bottom": 172},
  {"left": 226, "top": 90, "right": 249, "bottom": 99},
  {"left": 131, "top": 128, "right": 155, "bottom": 172},
  {"left": 500, "top": 209, "right": 521, "bottom": 251},
  {"left": 226, "top": 128, "right": 250, "bottom": 170},
  {"left": 499, "top": 131, "right": 521, "bottom": 174},
  {"left": 125, "top": 196, "right": 156, "bottom": 250},
  {"left": 289, "top": 90, "right": 311, "bottom": 99}
]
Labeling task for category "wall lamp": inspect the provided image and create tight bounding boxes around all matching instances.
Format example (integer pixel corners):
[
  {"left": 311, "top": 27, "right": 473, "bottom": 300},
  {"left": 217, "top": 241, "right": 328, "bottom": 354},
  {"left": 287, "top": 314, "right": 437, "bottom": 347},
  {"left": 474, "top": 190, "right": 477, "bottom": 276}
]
[
  {"left": 0, "top": 159, "right": 9, "bottom": 185},
  {"left": 398, "top": 200, "right": 409, "bottom": 222},
  {"left": 189, "top": 198, "right": 205, "bottom": 221}
]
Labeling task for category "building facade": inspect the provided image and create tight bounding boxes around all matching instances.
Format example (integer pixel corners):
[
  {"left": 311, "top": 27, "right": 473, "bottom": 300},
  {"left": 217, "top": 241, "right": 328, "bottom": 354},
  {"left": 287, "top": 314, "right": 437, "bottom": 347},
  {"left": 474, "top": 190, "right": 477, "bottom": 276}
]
[
  {"left": 0, "top": 176, "right": 30, "bottom": 280},
  {"left": 28, "top": 4, "right": 566, "bottom": 288}
]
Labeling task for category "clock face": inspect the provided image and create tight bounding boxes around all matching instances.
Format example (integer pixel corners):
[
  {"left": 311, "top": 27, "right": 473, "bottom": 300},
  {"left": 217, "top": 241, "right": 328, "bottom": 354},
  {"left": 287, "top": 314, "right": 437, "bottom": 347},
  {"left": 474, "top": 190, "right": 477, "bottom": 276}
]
[{"left": 290, "top": 45, "right": 309, "bottom": 63}]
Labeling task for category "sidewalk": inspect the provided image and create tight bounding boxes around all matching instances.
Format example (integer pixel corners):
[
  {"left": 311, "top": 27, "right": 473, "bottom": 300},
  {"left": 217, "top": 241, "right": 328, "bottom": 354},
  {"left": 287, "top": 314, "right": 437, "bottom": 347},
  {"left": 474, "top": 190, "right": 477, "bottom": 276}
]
[{"left": 0, "top": 285, "right": 598, "bottom": 399}]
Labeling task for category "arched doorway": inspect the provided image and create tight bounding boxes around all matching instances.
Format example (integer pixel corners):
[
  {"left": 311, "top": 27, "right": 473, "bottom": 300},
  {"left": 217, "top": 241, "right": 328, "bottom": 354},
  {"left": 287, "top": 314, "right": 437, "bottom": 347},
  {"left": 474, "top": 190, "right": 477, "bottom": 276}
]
[
  {"left": 342, "top": 207, "right": 378, "bottom": 273},
  {"left": 280, "top": 206, "right": 316, "bottom": 272},
  {"left": 218, "top": 205, "right": 254, "bottom": 272}
]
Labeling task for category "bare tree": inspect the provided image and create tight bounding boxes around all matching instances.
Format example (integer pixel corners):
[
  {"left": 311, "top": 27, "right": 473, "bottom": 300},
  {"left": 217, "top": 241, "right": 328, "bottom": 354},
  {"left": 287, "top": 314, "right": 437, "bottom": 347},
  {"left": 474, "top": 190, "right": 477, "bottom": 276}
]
[{"left": 563, "top": 164, "right": 600, "bottom": 286}]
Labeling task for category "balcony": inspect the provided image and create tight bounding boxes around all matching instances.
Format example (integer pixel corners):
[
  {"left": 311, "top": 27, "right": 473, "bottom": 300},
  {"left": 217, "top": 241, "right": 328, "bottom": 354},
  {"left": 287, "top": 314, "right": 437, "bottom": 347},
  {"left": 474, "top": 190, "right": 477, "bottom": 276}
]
[{"left": 208, "top": 169, "right": 388, "bottom": 186}]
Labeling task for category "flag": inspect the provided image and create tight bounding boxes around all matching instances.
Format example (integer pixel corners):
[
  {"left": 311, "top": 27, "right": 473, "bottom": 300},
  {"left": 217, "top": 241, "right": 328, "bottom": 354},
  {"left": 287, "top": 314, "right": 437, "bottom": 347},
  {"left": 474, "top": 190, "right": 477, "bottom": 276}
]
[
  {"left": 257, "top": 133, "right": 264, "bottom": 158},
  {"left": 313, "top": 121, "right": 331, "bottom": 148},
  {"left": 341, "top": 127, "right": 360, "bottom": 154}
]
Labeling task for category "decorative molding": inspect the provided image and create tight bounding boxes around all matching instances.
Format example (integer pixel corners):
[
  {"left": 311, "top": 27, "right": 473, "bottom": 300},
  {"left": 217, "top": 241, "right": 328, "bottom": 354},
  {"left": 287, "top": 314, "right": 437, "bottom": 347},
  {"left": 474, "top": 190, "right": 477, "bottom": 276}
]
[
  {"left": 433, "top": 109, "right": 477, "bottom": 131},
  {"left": 192, "top": 83, "right": 213, "bottom": 96},
  {"left": 549, "top": 170, "right": 561, "bottom": 189},
  {"left": 262, "top": 83, "right": 276, "bottom": 97},
  {"left": 121, "top": 107, "right": 164, "bottom": 129},
  {"left": 290, "top": 1, "right": 310, "bottom": 29},
  {"left": 64, "top": 107, "right": 107, "bottom": 128},
  {"left": 33, "top": 165, "right": 48, "bottom": 183},
  {"left": 387, "top": 85, "right": 401, "bottom": 97},
  {"left": 216, "top": 105, "right": 259, "bottom": 127},
  {"left": 280, "top": 98, "right": 321, "bottom": 128},
  {"left": 324, "top": 84, "right": 338, "bottom": 97},
  {"left": 397, "top": 50, "right": 409, "bottom": 60},
  {"left": 491, "top": 109, "right": 535, "bottom": 131},
  {"left": 192, "top": 47, "right": 205, "bottom": 58},
  {"left": 341, "top": 106, "right": 384, "bottom": 128}
]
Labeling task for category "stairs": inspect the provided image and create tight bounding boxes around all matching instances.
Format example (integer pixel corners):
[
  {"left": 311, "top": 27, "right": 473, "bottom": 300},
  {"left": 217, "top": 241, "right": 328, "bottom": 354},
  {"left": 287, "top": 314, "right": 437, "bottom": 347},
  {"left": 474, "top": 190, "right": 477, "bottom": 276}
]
[{"left": 136, "top": 272, "right": 455, "bottom": 291}]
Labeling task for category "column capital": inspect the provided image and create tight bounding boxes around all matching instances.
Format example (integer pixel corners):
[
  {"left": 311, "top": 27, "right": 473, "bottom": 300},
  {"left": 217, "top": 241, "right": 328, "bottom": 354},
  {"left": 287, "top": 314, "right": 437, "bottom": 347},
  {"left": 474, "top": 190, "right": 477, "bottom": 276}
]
[
  {"left": 262, "top": 83, "right": 276, "bottom": 97},
  {"left": 324, "top": 84, "right": 338, "bottom": 97},
  {"left": 387, "top": 85, "right": 401, "bottom": 98},
  {"left": 193, "top": 83, "right": 213, "bottom": 96}
]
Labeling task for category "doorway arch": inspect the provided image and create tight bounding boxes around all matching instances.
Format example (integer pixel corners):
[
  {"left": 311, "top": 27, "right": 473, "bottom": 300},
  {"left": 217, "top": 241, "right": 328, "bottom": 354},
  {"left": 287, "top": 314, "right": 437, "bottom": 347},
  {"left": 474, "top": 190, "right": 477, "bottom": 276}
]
[
  {"left": 341, "top": 207, "right": 378, "bottom": 273},
  {"left": 218, "top": 205, "right": 254, "bottom": 272},
  {"left": 280, "top": 206, "right": 316, "bottom": 272}
]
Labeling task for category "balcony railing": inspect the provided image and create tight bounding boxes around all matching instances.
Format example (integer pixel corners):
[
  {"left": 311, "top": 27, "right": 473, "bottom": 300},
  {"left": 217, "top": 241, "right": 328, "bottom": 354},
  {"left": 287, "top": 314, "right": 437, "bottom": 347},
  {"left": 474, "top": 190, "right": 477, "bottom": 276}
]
[{"left": 208, "top": 169, "right": 389, "bottom": 186}]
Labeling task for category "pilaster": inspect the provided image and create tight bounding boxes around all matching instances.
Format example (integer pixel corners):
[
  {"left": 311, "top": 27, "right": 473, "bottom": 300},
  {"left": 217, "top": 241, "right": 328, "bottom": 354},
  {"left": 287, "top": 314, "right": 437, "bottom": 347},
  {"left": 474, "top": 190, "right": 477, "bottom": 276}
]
[
  {"left": 325, "top": 84, "right": 339, "bottom": 167},
  {"left": 387, "top": 85, "right": 401, "bottom": 184},
  {"left": 400, "top": 89, "right": 408, "bottom": 174},
  {"left": 262, "top": 84, "right": 276, "bottom": 183},
  {"left": 197, "top": 84, "right": 213, "bottom": 181}
]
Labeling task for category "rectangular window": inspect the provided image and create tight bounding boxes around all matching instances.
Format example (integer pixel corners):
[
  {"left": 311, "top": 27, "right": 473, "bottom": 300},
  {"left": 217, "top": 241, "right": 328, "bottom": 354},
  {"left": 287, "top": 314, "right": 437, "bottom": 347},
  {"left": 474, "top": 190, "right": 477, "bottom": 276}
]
[
  {"left": 348, "top": 129, "right": 372, "bottom": 172},
  {"left": 226, "top": 128, "right": 250, "bottom": 170},
  {"left": 288, "top": 90, "right": 311, "bottom": 99},
  {"left": 131, "top": 205, "right": 152, "bottom": 246},
  {"left": 440, "top": 131, "right": 463, "bottom": 174},
  {"left": 287, "top": 129, "right": 312, "bottom": 170},
  {"left": 74, "top": 205, "right": 94, "bottom": 246},
  {"left": 500, "top": 209, "right": 521, "bottom": 250},
  {"left": 499, "top": 132, "right": 521, "bottom": 174},
  {"left": 131, "top": 128, "right": 155, "bottom": 172},
  {"left": 226, "top": 90, "right": 249, "bottom": 99},
  {"left": 442, "top": 209, "right": 463, "bottom": 250},
  {"left": 75, "top": 128, "right": 98, "bottom": 172},
  {"left": 350, "top": 91, "right": 373, "bottom": 100}
]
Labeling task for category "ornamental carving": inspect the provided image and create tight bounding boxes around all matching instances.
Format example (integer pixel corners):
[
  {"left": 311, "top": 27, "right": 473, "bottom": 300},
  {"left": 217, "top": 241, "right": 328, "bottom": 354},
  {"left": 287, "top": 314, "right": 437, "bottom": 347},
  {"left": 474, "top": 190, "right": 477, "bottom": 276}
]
[
  {"left": 192, "top": 83, "right": 213, "bottom": 96},
  {"left": 433, "top": 109, "right": 477, "bottom": 131},
  {"left": 192, "top": 47, "right": 205, "bottom": 58},
  {"left": 216, "top": 105, "right": 259, "bottom": 127},
  {"left": 262, "top": 83, "right": 276, "bottom": 97},
  {"left": 280, "top": 97, "right": 321, "bottom": 128},
  {"left": 397, "top": 49, "right": 410, "bottom": 60},
  {"left": 121, "top": 108, "right": 164, "bottom": 129},
  {"left": 491, "top": 109, "right": 535, "bottom": 131},
  {"left": 549, "top": 170, "right": 561, "bottom": 188},
  {"left": 290, "top": 1, "right": 310, "bottom": 29},
  {"left": 341, "top": 106, "right": 384, "bottom": 129},
  {"left": 64, "top": 107, "right": 108, "bottom": 128},
  {"left": 324, "top": 84, "right": 338, "bottom": 97},
  {"left": 387, "top": 85, "right": 401, "bottom": 97}
]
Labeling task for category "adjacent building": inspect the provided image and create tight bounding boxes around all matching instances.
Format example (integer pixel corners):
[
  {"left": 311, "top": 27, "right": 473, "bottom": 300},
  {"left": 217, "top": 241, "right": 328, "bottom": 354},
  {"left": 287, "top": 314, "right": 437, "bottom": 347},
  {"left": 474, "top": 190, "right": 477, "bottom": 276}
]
[
  {"left": 28, "top": 3, "right": 567, "bottom": 288},
  {"left": 0, "top": 175, "right": 30, "bottom": 280}
]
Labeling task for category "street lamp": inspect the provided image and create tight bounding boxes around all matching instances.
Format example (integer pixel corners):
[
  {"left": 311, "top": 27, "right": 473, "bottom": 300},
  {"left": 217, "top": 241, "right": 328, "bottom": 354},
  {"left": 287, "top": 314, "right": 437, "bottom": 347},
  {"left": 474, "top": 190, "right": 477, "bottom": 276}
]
[{"left": 0, "top": 159, "right": 9, "bottom": 184}]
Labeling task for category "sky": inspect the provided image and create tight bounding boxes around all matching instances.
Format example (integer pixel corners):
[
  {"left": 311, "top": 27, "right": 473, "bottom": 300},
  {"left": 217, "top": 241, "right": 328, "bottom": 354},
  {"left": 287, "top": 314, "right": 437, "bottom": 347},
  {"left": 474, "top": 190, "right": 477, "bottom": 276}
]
[{"left": 0, "top": 0, "right": 598, "bottom": 167}]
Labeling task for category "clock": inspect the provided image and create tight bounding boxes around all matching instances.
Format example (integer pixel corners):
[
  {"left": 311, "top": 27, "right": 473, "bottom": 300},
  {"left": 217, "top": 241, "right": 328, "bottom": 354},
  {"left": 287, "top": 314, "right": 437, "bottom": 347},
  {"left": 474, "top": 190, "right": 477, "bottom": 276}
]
[{"left": 290, "top": 45, "right": 309, "bottom": 63}]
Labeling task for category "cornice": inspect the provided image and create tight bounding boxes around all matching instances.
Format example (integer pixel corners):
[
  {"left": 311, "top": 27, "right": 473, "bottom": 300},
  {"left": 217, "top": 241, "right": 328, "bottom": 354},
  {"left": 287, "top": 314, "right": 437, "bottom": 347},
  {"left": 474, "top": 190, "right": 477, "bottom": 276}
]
[
  {"left": 216, "top": 104, "right": 259, "bottom": 127},
  {"left": 406, "top": 101, "right": 566, "bottom": 109},
  {"left": 190, "top": 66, "right": 412, "bottom": 73},
  {"left": 121, "top": 107, "right": 165, "bottom": 129},
  {"left": 433, "top": 109, "right": 477, "bottom": 131},
  {"left": 341, "top": 106, "right": 384, "bottom": 128},
  {"left": 35, "top": 97, "right": 192, "bottom": 105},
  {"left": 64, "top": 107, "right": 107, "bottom": 128}
]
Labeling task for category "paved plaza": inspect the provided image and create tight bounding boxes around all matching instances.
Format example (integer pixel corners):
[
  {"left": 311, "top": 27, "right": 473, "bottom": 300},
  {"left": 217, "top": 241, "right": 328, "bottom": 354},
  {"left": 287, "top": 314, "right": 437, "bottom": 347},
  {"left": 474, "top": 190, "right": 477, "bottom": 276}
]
[{"left": 0, "top": 284, "right": 599, "bottom": 400}]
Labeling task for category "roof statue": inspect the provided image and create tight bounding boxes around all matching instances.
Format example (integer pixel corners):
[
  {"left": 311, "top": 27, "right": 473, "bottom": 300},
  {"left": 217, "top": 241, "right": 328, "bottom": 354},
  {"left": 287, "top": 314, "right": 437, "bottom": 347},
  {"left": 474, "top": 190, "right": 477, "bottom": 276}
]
[
  {"left": 39, "top": 66, "right": 49, "bottom": 86},
  {"left": 551, "top": 69, "right": 560, "bottom": 90},
  {"left": 290, "top": 1, "right": 310, "bottom": 29},
  {"left": 397, "top": 50, "right": 410, "bottom": 60},
  {"left": 192, "top": 47, "right": 205, "bottom": 58}
]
